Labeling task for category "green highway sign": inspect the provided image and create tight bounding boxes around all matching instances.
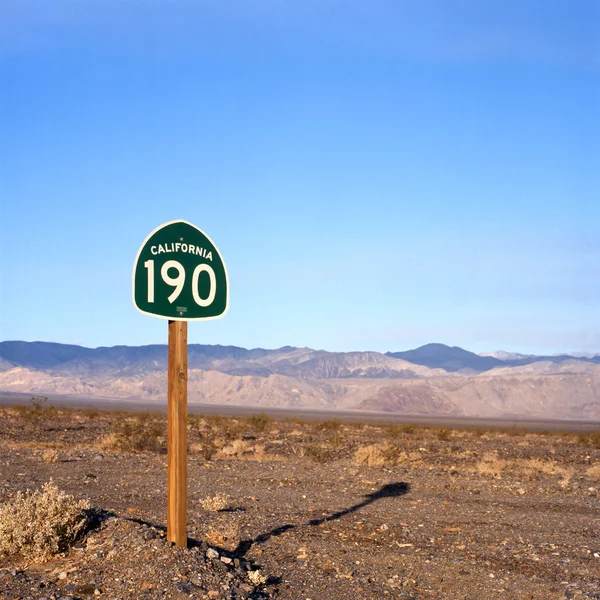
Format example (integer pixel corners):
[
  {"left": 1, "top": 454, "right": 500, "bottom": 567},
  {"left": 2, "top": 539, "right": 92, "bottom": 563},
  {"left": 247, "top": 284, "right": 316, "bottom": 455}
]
[{"left": 132, "top": 220, "right": 228, "bottom": 321}]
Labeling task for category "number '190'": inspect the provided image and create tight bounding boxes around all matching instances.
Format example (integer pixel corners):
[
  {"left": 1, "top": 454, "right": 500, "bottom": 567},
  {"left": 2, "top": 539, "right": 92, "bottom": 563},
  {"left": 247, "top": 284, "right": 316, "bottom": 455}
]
[{"left": 144, "top": 260, "right": 216, "bottom": 307}]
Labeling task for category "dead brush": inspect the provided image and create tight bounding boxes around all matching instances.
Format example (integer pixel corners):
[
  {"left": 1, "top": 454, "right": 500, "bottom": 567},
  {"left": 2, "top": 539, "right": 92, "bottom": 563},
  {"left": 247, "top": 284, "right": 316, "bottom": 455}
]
[
  {"left": 220, "top": 439, "right": 253, "bottom": 458},
  {"left": 435, "top": 427, "right": 452, "bottom": 441},
  {"left": 518, "top": 459, "right": 575, "bottom": 487},
  {"left": 203, "top": 520, "right": 239, "bottom": 550},
  {"left": 42, "top": 449, "right": 59, "bottom": 463},
  {"left": 303, "top": 444, "right": 335, "bottom": 463},
  {"left": 107, "top": 412, "right": 164, "bottom": 453},
  {"left": 578, "top": 432, "right": 600, "bottom": 449},
  {"left": 353, "top": 443, "right": 406, "bottom": 467},
  {"left": 198, "top": 433, "right": 218, "bottom": 461},
  {"left": 247, "top": 413, "right": 272, "bottom": 432},
  {"left": 316, "top": 419, "right": 342, "bottom": 432},
  {"left": 13, "top": 396, "right": 57, "bottom": 424},
  {"left": 476, "top": 452, "right": 507, "bottom": 477},
  {"left": 200, "top": 493, "right": 230, "bottom": 512},
  {"left": 586, "top": 464, "right": 600, "bottom": 478},
  {"left": 0, "top": 481, "right": 90, "bottom": 560}
]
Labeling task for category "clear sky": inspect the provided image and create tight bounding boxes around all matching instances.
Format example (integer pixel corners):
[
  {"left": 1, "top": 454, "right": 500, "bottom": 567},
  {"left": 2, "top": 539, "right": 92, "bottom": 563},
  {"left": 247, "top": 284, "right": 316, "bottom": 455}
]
[{"left": 1, "top": 1, "right": 598, "bottom": 355}]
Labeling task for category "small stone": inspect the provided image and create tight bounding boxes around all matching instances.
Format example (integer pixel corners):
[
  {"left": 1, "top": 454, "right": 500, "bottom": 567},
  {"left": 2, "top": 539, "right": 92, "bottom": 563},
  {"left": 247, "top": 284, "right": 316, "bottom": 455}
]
[
  {"left": 144, "top": 529, "right": 158, "bottom": 541},
  {"left": 240, "top": 583, "right": 253, "bottom": 593},
  {"left": 206, "top": 547, "right": 219, "bottom": 560},
  {"left": 518, "top": 488, "right": 526, "bottom": 495},
  {"left": 58, "top": 572, "right": 68, "bottom": 580},
  {"left": 94, "top": 590, "right": 102, "bottom": 596},
  {"left": 208, "top": 591, "right": 220, "bottom": 598},
  {"left": 220, "top": 556, "right": 232, "bottom": 565}
]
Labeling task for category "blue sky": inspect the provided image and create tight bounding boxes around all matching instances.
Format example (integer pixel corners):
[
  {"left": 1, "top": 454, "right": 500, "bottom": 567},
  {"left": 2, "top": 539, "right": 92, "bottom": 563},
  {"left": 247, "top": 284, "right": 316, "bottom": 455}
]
[{"left": 1, "top": 1, "right": 598, "bottom": 354}]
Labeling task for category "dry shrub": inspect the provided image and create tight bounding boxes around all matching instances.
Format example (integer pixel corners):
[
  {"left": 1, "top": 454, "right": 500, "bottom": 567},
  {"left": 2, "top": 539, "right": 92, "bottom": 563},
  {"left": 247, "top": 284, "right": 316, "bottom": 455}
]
[
  {"left": 586, "top": 464, "right": 600, "bottom": 478},
  {"left": 221, "top": 439, "right": 252, "bottom": 457},
  {"left": 200, "top": 493, "right": 229, "bottom": 512},
  {"left": 436, "top": 427, "right": 452, "bottom": 441},
  {"left": 248, "top": 413, "right": 272, "bottom": 432},
  {"left": 42, "top": 449, "right": 59, "bottom": 463},
  {"left": 476, "top": 452, "right": 506, "bottom": 477},
  {"left": 316, "top": 419, "right": 342, "bottom": 432},
  {"left": 578, "top": 432, "right": 600, "bottom": 449},
  {"left": 205, "top": 414, "right": 228, "bottom": 428},
  {"left": 109, "top": 413, "right": 164, "bottom": 453},
  {"left": 190, "top": 432, "right": 217, "bottom": 461},
  {"left": 558, "top": 467, "right": 575, "bottom": 488},
  {"left": 518, "top": 459, "right": 574, "bottom": 486},
  {"left": 248, "top": 570, "right": 268, "bottom": 585},
  {"left": 13, "top": 396, "right": 56, "bottom": 424},
  {"left": 223, "top": 423, "right": 246, "bottom": 441},
  {"left": 0, "top": 481, "right": 90, "bottom": 560},
  {"left": 252, "top": 444, "right": 267, "bottom": 461},
  {"left": 303, "top": 444, "right": 334, "bottom": 463},
  {"left": 353, "top": 443, "right": 404, "bottom": 467},
  {"left": 354, "top": 443, "right": 388, "bottom": 467},
  {"left": 204, "top": 521, "right": 239, "bottom": 550}
]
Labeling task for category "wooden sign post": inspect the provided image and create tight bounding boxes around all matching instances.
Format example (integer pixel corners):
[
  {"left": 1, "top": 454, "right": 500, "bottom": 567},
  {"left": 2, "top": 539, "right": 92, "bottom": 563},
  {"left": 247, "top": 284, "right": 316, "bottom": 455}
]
[
  {"left": 167, "top": 320, "right": 188, "bottom": 546},
  {"left": 133, "top": 220, "right": 229, "bottom": 548}
]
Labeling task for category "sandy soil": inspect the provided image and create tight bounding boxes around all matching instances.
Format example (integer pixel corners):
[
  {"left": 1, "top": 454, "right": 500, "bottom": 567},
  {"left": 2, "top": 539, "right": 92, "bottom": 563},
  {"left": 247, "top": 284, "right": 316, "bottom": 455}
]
[{"left": 0, "top": 403, "right": 599, "bottom": 599}]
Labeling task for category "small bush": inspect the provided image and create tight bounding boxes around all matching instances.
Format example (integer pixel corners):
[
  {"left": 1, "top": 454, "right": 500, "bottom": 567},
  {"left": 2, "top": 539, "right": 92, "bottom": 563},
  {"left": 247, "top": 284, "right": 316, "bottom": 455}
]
[
  {"left": 200, "top": 493, "right": 229, "bottom": 512},
  {"left": 81, "top": 408, "right": 100, "bottom": 419},
  {"left": 248, "top": 413, "right": 272, "bottom": 432},
  {"left": 221, "top": 439, "right": 252, "bottom": 457},
  {"left": 354, "top": 443, "right": 401, "bottom": 467},
  {"left": 476, "top": 452, "right": 506, "bottom": 477},
  {"left": 383, "top": 424, "right": 422, "bottom": 439},
  {"left": 304, "top": 444, "right": 334, "bottom": 463},
  {"left": 42, "top": 449, "right": 59, "bottom": 463},
  {"left": 578, "top": 432, "right": 600, "bottom": 449},
  {"left": 205, "top": 414, "right": 228, "bottom": 428},
  {"left": 354, "top": 444, "right": 387, "bottom": 467},
  {"left": 436, "top": 427, "right": 452, "bottom": 441},
  {"left": 0, "top": 481, "right": 90, "bottom": 559},
  {"left": 204, "top": 520, "right": 239, "bottom": 550},
  {"left": 316, "top": 419, "right": 342, "bottom": 432},
  {"left": 13, "top": 396, "right": 56, "bottom": 424},
  {"left": 110, "top": 413, "right": 164, "bottom": 453},
  {"left": 200, "top": 433, "right": 217, "bottom": 461},
  {"left": 586, "top": 464, "right": 600, "bottom": 478}
]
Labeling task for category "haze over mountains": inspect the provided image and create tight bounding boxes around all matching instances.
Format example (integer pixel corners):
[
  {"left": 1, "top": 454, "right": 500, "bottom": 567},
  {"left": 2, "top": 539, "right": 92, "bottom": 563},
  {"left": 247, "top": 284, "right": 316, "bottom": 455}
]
[{"left": 1, "top": 341, "right": 599, "bottom": 421}]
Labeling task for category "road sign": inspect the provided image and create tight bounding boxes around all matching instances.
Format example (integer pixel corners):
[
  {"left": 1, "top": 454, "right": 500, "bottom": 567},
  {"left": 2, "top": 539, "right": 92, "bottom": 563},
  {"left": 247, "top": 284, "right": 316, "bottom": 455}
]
[
  {"left": 132, "top": 220, "right": 229, "bottom": 548},
  {"left": 132, "top": 220, "right": 228, "bottom": 321}
]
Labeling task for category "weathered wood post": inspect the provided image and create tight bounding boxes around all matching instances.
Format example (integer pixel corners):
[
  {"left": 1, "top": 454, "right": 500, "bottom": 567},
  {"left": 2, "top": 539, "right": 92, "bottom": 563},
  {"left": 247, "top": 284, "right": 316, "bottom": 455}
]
[{"left": 168, "top": 320, "right": 188, "bottom": 546}]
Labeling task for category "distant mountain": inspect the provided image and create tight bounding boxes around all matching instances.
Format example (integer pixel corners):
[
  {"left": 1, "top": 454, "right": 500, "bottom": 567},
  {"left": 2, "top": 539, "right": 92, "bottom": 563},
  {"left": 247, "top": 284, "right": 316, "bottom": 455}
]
[
  {"left": 386, "top": 343, "right": 503, "bottom": 372},
  {"left": 386, "top": 343, "right": 598, "bottom": 373},
  {"left": 1, "top": 341, "right": 599, "bottom": 420}
]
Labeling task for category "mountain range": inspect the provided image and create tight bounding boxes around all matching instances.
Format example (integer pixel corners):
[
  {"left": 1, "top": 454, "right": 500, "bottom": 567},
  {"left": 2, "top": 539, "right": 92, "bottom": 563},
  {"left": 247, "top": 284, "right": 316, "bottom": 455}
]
[{"left": 1, "top": 341, "right": 599, "bottom": 420}]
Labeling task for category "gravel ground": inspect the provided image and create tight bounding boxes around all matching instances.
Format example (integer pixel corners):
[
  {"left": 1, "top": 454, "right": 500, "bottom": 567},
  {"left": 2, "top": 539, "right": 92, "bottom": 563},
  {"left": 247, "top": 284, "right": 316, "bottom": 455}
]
[{"left": 0, "top": 406, "right": 599, "bottom": 599}]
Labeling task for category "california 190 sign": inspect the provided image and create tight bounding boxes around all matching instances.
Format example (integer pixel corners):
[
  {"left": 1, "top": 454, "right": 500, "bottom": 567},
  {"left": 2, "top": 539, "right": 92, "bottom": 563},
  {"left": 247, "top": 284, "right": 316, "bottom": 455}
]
[
  {"left": 132, "top": 220, "right": 228, "bottom": 548},
  {"left": 132, "top": 220, "right": 228, "bottom": 320}
]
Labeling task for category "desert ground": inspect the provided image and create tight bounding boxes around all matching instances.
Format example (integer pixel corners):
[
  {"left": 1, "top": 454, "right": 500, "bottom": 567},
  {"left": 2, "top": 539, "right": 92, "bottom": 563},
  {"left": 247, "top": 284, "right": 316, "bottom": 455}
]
[{"left": 0, "top": 400, "right": 599, "bottom": 599}]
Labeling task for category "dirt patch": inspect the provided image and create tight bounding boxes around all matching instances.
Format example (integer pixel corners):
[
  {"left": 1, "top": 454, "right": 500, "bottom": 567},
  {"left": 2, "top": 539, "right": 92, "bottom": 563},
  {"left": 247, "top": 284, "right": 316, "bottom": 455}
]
[{"left": 0, "top": 405, "right": 599, "bottom": 599}]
